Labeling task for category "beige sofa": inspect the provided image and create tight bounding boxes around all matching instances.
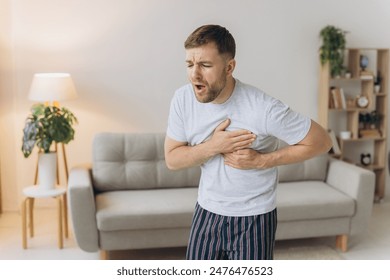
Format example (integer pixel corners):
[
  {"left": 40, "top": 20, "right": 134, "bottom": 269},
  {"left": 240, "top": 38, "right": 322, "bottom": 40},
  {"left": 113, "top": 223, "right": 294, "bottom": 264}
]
[{"left": 68, "top": 132, "right": 375, "bottom": 259}]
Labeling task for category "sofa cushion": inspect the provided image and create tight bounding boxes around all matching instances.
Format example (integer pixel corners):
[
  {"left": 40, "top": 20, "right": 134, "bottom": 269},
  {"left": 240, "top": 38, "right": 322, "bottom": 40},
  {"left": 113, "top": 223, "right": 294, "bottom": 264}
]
[
  {"left": 276, "top": 181, "right": 355, "bottom": 221},
  {"left": 278, "top": 154, "right": 328, "bottom": 182},
  {"left": 92, "top": 133, "right": 201, "bottom": 192},
  {"left": 95, "top": 187, "right": 198, "bottom": 231}
]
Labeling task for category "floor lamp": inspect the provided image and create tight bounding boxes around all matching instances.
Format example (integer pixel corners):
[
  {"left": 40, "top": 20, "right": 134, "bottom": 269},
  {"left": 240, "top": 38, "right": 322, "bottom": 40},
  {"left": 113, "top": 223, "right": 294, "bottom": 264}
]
[
  {"left": 22, "top": 73, "right": 77, "bottom": 243},
  {"left": 27, "top": 73, "right": 78, "bottom": 240}
]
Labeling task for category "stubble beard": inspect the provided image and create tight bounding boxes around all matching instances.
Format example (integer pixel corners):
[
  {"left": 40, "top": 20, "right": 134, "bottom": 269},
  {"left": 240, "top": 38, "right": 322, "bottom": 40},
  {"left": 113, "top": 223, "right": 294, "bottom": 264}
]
[{"left": 194, "top": 74, "right": 227, "bottom": 104}]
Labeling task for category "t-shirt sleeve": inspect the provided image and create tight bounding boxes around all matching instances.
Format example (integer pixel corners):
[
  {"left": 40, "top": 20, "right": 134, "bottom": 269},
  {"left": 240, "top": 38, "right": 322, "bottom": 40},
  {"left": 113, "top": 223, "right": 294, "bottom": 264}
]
[
  {"left": 265, "top": 99, "right": 311, "bottom": 145},
  {"left": 166, "top": 92, "right": 188, "bottom": 142}
]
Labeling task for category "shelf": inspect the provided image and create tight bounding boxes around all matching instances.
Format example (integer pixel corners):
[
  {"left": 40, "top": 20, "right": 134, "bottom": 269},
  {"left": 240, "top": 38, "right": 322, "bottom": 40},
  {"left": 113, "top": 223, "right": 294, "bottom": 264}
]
[
  {"left": 331, "top": 77, "right": 364, "bottom": 82},
  {"left": 356, "top": 164, "right": 385, "bottom": 171},
  {"left": 318, "top": 48, "right": 388, "bottom": 200},
  {"left": 329, "top": 107, "right": 372, "bottom": 112},
  {"left": 330, "top": 77, "right": 374, "bottom": 82},
  {"left": 339, "top": 137, "right": 385, "bottom": 142}
]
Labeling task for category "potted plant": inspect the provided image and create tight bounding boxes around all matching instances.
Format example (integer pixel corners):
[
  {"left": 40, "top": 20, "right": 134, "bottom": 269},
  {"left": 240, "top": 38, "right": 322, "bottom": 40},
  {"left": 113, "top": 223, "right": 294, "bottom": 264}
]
[
  {"left": 319, "top": 25, "right": 347, "bottom": 77},
  {"left": 22, "top": 103, "right": 78, "bottom": 189}
]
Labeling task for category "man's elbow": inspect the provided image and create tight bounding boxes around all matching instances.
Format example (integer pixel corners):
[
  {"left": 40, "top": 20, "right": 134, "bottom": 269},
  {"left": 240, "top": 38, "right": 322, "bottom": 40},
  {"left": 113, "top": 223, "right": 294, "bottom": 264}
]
[
  {"left": 165, "top": 155, "right": 182, "bottom": 171},
  {"left": 320, "top": 134, "right": 333, "bottom": 154},
  {"left": 165, "top": 161, "right": 180, "bottom": 171}
]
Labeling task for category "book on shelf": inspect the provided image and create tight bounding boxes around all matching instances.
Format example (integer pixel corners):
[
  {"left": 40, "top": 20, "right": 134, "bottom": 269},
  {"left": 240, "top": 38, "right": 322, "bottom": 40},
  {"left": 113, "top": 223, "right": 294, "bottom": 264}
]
[
  {"left": 339, "top": 88, "right": 346, "bottom": 109},
  {"left": 360, "top": 75, "right": 374, "bottom": 80},
  {"left": 329, "top": 87, "right": 346, "bottom": 109},
  {"left": 360, "top": 70, "right": 374, "bottom": 80},
  {"left": 328, "top": 129, "right": 341, "bottom": 155},
  {"left": 359, "top": 129, "right": 381, "bottom": 138}
]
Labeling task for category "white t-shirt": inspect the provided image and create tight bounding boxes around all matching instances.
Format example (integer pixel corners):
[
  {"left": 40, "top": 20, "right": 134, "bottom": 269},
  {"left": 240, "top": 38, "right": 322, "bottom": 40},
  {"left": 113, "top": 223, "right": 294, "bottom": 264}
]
[{"left": 167, "top": 79, "right": 311, "bottom": 216}]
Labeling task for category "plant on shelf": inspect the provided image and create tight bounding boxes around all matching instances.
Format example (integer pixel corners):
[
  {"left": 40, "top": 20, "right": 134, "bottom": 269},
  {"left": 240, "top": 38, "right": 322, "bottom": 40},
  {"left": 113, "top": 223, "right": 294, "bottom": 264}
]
[
  {"left": 319, "top": 25, "right": 347, "bottom": 77},
  {"left": 359, "top": 112, "right": 376, "bottom": 129},
  {"left": 22, "top": 103, "right": 78, "bottom": 158},
  {"left": 359, "top": 111, "right": 382, "bottom": 138},
  {"left": 368, "top": 111, "right": 381, "bottom": 130}
]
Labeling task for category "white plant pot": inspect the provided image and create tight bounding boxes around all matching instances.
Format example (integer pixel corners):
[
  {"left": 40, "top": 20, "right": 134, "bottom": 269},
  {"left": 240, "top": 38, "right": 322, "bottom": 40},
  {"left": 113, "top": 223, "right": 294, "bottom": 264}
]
[
  {"left": 38, "top": 152, "right": 57, "bottom": 190},
  {"left": 375, "top": 85, "right": 381, "bottom": 93}
]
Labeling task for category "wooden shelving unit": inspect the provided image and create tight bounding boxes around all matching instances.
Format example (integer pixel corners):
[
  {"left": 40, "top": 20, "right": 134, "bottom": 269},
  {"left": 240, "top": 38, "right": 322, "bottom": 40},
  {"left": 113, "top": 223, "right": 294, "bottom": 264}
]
[{"left": 318, "top": 48, "right": 389, "bottom": 201}]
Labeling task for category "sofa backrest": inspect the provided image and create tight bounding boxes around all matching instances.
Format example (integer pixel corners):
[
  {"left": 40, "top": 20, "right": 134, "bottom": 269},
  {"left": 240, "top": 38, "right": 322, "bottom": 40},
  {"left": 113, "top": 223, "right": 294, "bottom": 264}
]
[
  {"left": 92, "top": 133, "right": 201, "bottom": 192},
  {"left": 92, "top": 132, "right": 329, "bottom": 192},
  {"left": 277, "top": 154, "right": 329, "bottom": 182}
]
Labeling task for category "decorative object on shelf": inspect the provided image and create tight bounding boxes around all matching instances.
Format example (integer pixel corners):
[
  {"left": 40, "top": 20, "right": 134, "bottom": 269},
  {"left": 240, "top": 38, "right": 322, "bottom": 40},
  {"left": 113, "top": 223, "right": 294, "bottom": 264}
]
[
  {"left": 374, "top": 84, "right": 381, "bottom": 93},
  {"left": 22, "top": 73, "right": 78, "bottom": 190},
  {"left": 374, "top": 71, "right": 382, "bottom": 93},
  {"left": 346, "top": 97, "right": 356, "bottom": 108},
  {"left": 359, "top": 111, "right": 381, "bottom": 130},
  {"left": 358, "top": 111, "right": 382, "bottom": 138},
  {"left": 319, "top": 25, "right": 347, "bottom": 77},
  {"left": 360, "top": 55, "right": 369, "bottom": 71},
  {"left": 345, "top": 71, "right": 351, "bottom": 79},
  {"left": 339, "top": 131, "right": 351, "bottom": 140},
  {"left": 356, "top": 95, "right": 369, "bottom": 108},
  {"left": 368, "top": 110, "right": 380, "bottom": 129},
  {"left": 360, "top": 153, "right": 372, "bottom": 166}
]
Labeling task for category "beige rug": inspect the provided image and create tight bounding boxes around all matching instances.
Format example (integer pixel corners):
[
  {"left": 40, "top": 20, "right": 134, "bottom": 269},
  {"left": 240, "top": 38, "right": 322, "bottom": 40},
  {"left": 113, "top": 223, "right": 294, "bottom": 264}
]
[
  {"left": 274, "top": 245, "right": 343, "bottom": 260},
  {"left": 109, "top": 245, "right": 343, "bottom": 260}
]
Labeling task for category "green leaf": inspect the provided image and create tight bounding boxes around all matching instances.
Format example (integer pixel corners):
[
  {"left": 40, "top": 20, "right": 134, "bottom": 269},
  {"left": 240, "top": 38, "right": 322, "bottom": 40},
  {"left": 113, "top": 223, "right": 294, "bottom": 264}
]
[
  {"left": 319, "top": 25, "right": 347, "bottom": 76},
  {"left": 21, "top": 103, "right": 78, "bottom": 158}
]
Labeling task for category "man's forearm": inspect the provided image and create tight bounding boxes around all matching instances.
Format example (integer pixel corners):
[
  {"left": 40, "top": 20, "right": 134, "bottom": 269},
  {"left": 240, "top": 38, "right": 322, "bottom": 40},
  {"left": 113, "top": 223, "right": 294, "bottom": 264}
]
[
  {"left": 256, "top": 142, "right": 330, "bottom": 169},
  {"left": 224, "top": 142, "right": 330, "bottom": 170},
  {"left": 165, "top": 120, "right": 257, "bottom": 171},
  {"left": 223, "top": 120, "right": 332, "bottom": 170},
  {"left": 165, "top": 142, "right": 215, "bottom": 170}
]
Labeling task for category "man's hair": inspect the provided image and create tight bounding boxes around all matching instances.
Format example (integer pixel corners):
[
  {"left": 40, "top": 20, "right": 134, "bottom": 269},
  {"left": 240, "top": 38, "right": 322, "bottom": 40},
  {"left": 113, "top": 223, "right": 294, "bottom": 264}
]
[{"left": 184, "top": 24, "right": 236, "bottom": 59}]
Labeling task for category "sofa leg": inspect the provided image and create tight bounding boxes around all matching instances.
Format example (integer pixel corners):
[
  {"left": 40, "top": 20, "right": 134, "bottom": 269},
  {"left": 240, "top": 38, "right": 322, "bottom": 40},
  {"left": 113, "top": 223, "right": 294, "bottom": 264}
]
[
  {"left": 336, "top": 235, "right": 348, "bottom": 252},
  {"left": 100, "top": 250, "right": 110, "bottom": 260}
]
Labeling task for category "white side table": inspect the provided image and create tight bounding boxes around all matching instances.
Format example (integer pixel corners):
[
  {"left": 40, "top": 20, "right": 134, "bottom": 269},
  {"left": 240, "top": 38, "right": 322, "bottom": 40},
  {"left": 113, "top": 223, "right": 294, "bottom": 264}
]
[{"left": 21, "top": 185, "right": 68, "bottom": 249}]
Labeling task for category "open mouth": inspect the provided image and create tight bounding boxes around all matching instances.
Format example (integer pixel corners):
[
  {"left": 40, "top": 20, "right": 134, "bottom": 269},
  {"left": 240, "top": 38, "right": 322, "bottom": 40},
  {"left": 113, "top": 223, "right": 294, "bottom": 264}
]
[{"left": 194, "top": 84, "right": 206, "bottom": 91}]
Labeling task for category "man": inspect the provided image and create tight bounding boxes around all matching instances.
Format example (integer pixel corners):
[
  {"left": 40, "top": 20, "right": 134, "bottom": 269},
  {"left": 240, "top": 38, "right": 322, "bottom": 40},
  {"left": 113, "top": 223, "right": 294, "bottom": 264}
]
[{"left": 164, "top": 24, "right": 332, "bottom": 260}]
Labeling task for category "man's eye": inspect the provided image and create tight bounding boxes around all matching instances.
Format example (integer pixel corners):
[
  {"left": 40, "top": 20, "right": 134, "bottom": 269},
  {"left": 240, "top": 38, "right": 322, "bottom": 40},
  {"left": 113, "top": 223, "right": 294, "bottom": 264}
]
[
  {"left": 186, "top": 64, "right": 193, "bottom": 68},
  {"left": 202, "top": 64, "right": 212, "bottom": 68}
]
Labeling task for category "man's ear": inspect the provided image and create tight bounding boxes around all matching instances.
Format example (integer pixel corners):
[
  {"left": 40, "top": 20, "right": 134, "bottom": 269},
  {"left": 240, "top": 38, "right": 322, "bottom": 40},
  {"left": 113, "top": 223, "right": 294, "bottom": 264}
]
[{"left": 226, "top": 59, "right": 236, "bottom": 75}]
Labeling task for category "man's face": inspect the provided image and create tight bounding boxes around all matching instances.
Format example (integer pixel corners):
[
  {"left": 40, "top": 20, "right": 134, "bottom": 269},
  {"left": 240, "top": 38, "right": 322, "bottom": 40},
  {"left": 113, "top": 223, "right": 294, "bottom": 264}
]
[{"left": 185, "top": 43, "right": 233, "bottom": 103}]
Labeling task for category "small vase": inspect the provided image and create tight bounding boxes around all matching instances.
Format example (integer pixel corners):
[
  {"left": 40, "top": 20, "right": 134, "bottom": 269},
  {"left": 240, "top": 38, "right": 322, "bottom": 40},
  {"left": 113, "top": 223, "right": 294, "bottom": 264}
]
[
  {"left": 374, "top": 84, "right": 381, "bottom": 94},
  {"left": 38, "top": 152, "right": 57, "bottom": 190}
]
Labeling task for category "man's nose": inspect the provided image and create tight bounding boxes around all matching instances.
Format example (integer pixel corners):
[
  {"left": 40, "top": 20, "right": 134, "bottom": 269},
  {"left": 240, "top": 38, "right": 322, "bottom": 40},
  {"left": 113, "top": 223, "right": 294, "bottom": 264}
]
[{"left": 190, "top": 65, "right": 201, "bottom": 80}]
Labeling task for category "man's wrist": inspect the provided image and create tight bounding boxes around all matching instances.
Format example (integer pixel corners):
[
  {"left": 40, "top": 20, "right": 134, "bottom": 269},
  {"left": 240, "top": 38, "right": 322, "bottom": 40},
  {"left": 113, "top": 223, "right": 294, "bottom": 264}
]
[
  {"left": 197, "top": 140, "right": 218, "bottom": 162},
  {"left": 256, "top": 151, "right": 273, "bottom": 169}
]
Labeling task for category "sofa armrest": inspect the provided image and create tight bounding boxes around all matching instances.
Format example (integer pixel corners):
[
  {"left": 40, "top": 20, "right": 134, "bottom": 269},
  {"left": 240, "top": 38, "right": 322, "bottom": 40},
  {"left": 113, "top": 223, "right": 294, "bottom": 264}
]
[
  {"left": 326, "top": 159, "right": 375, "bottom": 235},
  {"left": 68, "top": 165, "right": 99, "bottom": 252}
]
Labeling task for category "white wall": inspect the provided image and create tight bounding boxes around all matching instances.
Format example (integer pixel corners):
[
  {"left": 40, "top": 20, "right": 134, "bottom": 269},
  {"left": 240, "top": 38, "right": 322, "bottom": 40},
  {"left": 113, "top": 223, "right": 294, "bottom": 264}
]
[
  {"left": 1, "top": 0, "right": 390, "bottom": 211},
  {"left": 0, "top": 0, "right": 18, "bottom": 211}
]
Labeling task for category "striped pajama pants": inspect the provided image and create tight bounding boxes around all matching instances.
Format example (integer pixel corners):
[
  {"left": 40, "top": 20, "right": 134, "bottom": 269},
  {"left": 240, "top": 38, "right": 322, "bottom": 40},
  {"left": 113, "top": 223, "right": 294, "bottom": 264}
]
[{"left": 186, "top": 203, "right": 277, "bottom": 260}]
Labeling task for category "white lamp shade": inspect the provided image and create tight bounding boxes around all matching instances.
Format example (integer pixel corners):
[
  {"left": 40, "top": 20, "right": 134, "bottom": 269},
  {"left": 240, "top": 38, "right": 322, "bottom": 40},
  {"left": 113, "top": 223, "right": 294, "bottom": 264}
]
[{"left": 28, "top": 73, "right": 78, "bottom": 102}]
